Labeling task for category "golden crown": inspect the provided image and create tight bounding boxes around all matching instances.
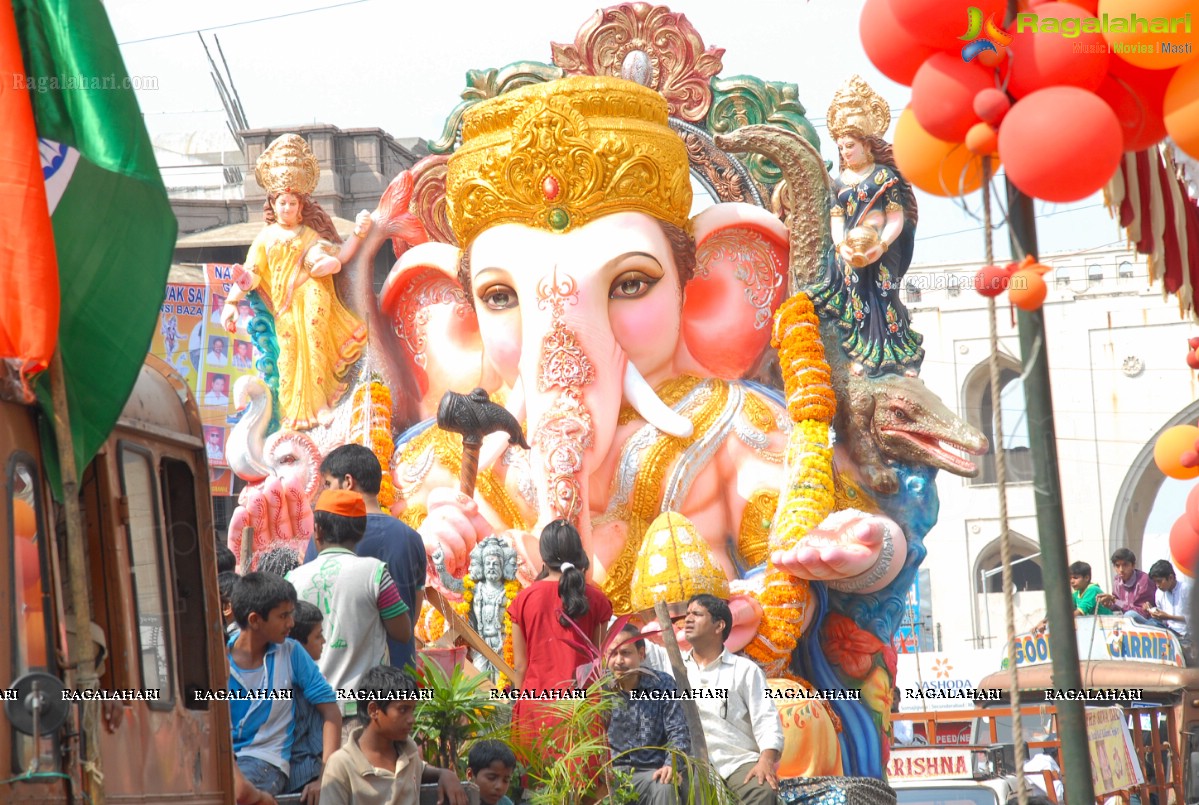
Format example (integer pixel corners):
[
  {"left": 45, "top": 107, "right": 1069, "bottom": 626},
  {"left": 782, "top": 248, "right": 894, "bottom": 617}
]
[
  {"left": 827, "top": 75, "right": 890, "bottom": 141},
  {"left": 255, "top": 134, "right": 320, "bottom": 196},
  {"left": 446, "top": 76, "right": 693, "bottom": 246}
]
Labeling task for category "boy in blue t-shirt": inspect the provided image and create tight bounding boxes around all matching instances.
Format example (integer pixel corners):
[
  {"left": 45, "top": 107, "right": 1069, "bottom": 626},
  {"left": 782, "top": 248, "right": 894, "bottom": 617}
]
[
  {"left": 285, "top": 600, "right": 327, "bottom": 800},
  {"left": 227, "top": 572, "right": 341, "bottom": 796}
]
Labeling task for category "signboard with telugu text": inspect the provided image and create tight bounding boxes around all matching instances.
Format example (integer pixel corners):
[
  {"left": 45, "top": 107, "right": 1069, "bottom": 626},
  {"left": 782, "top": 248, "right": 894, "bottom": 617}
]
[{"left": 1086, "top": 707, "right": 1144, "bottom": 795}]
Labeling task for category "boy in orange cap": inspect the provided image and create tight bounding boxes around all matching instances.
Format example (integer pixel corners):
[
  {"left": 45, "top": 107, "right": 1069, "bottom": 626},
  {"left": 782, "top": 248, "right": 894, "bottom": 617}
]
[{"left": 285, "top": 489, "right": 412, "bottom": 740}]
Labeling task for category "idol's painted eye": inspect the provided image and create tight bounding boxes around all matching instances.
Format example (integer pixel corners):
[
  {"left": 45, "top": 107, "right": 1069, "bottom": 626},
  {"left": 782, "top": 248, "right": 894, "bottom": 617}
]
[
  {"left": 480, "top": 284, "right": 518, "bottom": 311},
  {"left": 610, "top": 272, "right": 658, "bottom": 300}
]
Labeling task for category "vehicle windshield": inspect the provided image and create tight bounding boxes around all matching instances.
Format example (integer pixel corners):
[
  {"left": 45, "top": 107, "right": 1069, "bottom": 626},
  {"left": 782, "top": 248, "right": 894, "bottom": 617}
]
[{"left": 896, "top": 788, "right": 999, "bottom": 805}]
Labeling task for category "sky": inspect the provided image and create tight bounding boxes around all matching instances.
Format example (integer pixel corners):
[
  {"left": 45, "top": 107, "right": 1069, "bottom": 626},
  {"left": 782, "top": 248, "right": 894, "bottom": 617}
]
[{"left": 105, "top": 0, "right": 1128, "bottom": 265}]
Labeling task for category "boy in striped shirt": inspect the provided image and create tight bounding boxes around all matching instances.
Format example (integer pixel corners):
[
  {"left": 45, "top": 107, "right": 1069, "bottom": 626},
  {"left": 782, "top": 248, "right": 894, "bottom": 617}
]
[{"left": 286, "top": 490, "right": 412, "bottom": 733}]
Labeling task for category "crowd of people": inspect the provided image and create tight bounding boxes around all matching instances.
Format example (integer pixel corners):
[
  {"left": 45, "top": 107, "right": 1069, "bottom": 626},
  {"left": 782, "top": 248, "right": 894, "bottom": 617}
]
[
  {"left": 1034, "top": 548, "right": 1192, "bottom": 660},
  {"left": 216, "top": 447, "right": 794, "bottom": 804}
]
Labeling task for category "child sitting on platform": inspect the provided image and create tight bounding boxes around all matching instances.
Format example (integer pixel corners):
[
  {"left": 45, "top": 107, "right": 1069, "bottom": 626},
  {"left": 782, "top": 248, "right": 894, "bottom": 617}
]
[
  {"left": 467, "top": 740, "right": 517, "bottom": 805},
  {"left": 319, "top": 665, "right": 467, "bottom": 805}
]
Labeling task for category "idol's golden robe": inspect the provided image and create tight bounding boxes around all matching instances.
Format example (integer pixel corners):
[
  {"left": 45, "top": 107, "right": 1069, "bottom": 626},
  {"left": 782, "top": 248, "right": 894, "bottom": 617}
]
[{"left": 243, "top": 225, "right": 367, "bottom": 430}]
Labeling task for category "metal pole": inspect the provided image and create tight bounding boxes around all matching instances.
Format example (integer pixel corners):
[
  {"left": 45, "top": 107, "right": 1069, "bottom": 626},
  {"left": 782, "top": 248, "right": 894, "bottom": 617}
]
[{"left": 1006, "top": 181, "right": 1095, "bottom": 804}]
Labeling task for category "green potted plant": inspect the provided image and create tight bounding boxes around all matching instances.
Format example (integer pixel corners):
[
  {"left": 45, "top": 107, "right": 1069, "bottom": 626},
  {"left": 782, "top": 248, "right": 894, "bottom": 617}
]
[{"left": 413, "top": 655, "right": 499, "bottom": 773}]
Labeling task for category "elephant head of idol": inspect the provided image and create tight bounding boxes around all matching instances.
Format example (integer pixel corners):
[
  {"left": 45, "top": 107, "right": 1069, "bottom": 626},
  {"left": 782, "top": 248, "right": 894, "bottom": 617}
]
[{"left": 381, "top": 76, "right": 791, "bottom": 558}]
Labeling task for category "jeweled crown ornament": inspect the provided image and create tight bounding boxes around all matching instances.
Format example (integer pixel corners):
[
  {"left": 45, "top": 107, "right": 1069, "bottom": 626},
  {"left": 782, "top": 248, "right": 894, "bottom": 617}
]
[
  {"left": 630, "top": 511, "right": 729, "bottom": 613},
  {"left": 446, "top": 75, "right": 692, "bottom": 246},
  {"left": 255, "top": 133, "right": 320, "bottom": 196},
  {"left": 826, "top": 75, "right": 890, "bottom": 141}
]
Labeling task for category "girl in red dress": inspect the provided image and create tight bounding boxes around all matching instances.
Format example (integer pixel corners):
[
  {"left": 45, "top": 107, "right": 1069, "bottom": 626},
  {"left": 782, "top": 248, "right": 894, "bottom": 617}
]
[{"left": 508, "top": 520, "right": 613, "bottom": 759}]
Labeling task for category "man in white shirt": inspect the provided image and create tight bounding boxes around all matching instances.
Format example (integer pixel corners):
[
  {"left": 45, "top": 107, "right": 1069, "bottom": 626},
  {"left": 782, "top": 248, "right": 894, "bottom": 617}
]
[
  {"left": 680, "top": 594, "right": 784, "bottom": 805},
  {"left": 207, "top": 337, "right": 229, "bottom": 366},
  {"left": 204, "top": 374, "right": 229, "bottom": 407},
  {"left": 1145, "top": 560, "right": 1192, "bottom": 662},
  {"left": 205, "top": 429, "right": 224, "bottom": 462}
]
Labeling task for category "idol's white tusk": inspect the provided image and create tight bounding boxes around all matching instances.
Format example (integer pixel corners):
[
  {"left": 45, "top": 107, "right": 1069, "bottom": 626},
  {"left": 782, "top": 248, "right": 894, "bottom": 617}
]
[{"left": 623, "top": 363, "right": 693, "bottom": 438}]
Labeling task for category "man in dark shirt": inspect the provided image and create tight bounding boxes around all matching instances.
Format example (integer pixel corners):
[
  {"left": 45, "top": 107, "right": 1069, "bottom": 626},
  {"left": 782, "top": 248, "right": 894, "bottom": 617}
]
[
  {"left": 1098, "top": 547, "right": 1155, "bottom": 616},
  {"left": 303, "top": 443, "right": 426, "bottom": 670},
  {"left": 606, "top": 623, "right": 692, "bottom": 805}
]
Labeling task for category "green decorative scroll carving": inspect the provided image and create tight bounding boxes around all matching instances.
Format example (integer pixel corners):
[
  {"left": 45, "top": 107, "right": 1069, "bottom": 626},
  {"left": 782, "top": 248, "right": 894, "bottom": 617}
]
[
  {"left": 429, "top": 61, "right": 564, "bottom": 154},
  {"left": 707, "top": 75, "right": 821, "bottom": 188}
]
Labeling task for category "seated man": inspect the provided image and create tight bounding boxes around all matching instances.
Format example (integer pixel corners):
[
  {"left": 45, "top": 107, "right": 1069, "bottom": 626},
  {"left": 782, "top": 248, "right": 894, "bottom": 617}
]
[
  {"left": 1097, "top": 548, "right": 1155, "bottom": 616},
  {"left": 1070, "top": 561, "right": 1112, "bottom": 616},
  {"left": 607, "top": 623, "right": 692, "bottom": 804},
  {"left": 1132, "top": 560, "right": 1192, "bottom": 657},
  {"left": 681, "top": 594, "right": 784, "bottom": 805}
]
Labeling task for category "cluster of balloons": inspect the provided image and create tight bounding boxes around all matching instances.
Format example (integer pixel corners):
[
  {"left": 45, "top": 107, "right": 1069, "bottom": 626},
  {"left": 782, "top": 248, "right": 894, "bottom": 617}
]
[
  {"left": 863, "top": 0, "right": 1199, "bottom": 202},
  {"left": 974, "top": 254, "right": 1053, "bottom": 310}
]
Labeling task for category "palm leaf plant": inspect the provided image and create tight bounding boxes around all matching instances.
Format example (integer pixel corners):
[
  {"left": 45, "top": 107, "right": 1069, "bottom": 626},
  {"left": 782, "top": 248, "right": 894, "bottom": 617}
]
[{"left": 413, "top": 655, "right": 500, "bottom": 772}]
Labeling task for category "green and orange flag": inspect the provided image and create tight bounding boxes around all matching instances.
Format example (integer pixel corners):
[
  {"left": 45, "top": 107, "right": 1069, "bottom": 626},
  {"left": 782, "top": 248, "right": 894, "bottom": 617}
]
[{"left": 1, "top": 0, "right": 177, "bottom": 492}]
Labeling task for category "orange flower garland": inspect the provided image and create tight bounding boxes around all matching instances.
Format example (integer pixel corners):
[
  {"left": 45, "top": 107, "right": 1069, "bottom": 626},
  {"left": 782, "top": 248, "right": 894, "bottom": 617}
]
[
  {"left": 350, "top": 378, "right": 397, "bottom": 509},
  {"left": 744, "top": 293, "right": 837, "bottom": 677},
  {"left": 455, "top": 575, "right": 521, "bottom": 689}
]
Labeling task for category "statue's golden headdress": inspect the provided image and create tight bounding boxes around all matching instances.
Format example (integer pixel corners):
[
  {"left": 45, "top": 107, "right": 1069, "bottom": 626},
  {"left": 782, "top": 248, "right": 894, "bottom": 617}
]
[
  {"left": 446, "top": 76, "right": 692, "bottom": 246},
  {"left": 255, "top": 134, "right": 320, "bottom": 196},
  {"left": 827, "top": 75, "right": 890, "bottom": 141}
]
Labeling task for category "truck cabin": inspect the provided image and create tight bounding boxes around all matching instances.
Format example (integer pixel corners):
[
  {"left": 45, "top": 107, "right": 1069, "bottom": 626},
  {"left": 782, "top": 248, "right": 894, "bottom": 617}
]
[
  {"left": 0, "top": 356, "right": 234, "bottom": 803},
  {"left": 975, "top": 662, "right": 1199, "bottom": 805}
]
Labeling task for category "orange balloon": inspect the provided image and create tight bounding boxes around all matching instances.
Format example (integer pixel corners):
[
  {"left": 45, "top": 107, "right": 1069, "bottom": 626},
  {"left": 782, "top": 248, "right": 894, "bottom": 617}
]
[
  {"left": 1164, "top": 58, "right": 1199, "bottom": 160},
  {"left": 13, "top": 498, "right": 36, "bottom": 540},
  {"left": 1009, "top": 268, "right": 1048, "bottom": 310},
  {"left": 1155, "top": 424, "right": 1199, "bottom": 480},
  {"left": 1099, "top": 0, "right": 1198, "bottom": 70},
  {"left": 966, "top": 122, "right": 1000, "bottom": 156},
  {"left": 893, "top": 108, "right": 992, "bottom": 197}
]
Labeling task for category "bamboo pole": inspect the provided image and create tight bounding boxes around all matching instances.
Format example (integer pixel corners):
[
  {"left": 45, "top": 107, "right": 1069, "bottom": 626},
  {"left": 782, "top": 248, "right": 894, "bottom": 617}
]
[
  {"left": 49, "top": 348, "right": 105, "bottom": 805},
  {"left": 653, "top": 602, "right": 709, "bottom": 764}
]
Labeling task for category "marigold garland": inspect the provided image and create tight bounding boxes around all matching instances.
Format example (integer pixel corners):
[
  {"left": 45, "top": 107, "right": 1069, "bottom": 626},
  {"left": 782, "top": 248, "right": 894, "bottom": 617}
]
[
  {"left": 745, "top": 292, "right": 837, "bottom": 677},
  {"left": 350, "top": 379, "right": 397, "bottom": 509},
  {"left": 455, "top": 575, "right": 521, "bottom": 689}
]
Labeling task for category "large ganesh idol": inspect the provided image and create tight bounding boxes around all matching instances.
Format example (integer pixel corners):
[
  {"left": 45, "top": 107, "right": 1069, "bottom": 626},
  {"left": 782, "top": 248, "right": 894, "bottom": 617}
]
[{"left": 383, "top": 73, "right": 984, "bottom": 778}]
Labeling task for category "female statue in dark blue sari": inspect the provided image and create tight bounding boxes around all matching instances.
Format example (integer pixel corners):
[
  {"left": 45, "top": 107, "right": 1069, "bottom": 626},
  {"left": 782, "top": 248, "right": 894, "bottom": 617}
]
[{"left": 810, "top": 76, "right": 923, "bottom": 377}]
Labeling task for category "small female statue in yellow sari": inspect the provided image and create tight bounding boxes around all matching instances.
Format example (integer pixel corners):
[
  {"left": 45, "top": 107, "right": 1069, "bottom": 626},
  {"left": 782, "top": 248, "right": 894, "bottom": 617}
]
[{"left": 221, "top": 134, "right": 369, "bottom": 430}]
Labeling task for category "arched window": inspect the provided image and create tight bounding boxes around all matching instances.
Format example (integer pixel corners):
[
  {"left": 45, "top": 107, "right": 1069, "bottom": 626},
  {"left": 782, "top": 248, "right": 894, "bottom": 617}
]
[
  {"left": 1088, "top": 264, "right": 1104, "bottom": 285},
  {"left": 1118, "top": 261, "right": 1135, "bottom": 280},
  {"left": 963, "top": 359, "right": 1035, "bottom": 485},
  {"left": 975, "top": 533, "right": 1044, "bottom": 593}
]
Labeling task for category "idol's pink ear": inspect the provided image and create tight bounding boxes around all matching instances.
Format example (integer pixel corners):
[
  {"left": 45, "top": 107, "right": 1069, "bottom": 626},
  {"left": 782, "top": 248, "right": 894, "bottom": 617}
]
[
  {"left": 681, "top": 204, "right": 789, "bottom": 379},
  {"left": 379, "top": 243, "right": 485, "bottom": 419}
]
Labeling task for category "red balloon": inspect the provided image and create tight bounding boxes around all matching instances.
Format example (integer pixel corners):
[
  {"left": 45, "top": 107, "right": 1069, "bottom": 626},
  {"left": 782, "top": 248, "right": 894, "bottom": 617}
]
[
  {"left": 860, "top": 0, "right": 941, "bottom": 86},
  {"left": 1187, "top": 483, "right": 1199, "bottom": 534},
  {"left": 1170, "top": 514, "right": 1199, "bottom": 578},
  {"left": 1106, "top": 59, "right": 1175, "bottom": 151},
  {"left": 1004, "top": 3, "right": 1110, "bottom": 98},
  {"left": 890, "top": 0, "right": 1006, "bottom": 50},
  {"left": 998, "top": 87, "right": 1124, "bottom": 202},
  {"left": 911, "top": 53, "right": 996, "bottom": 142},
  {"left": 974, "top": 264, "right": 1010, "bottom": 297},
  {"left": 974, "top": 88, "right": 1012, "bottom": 126}
]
